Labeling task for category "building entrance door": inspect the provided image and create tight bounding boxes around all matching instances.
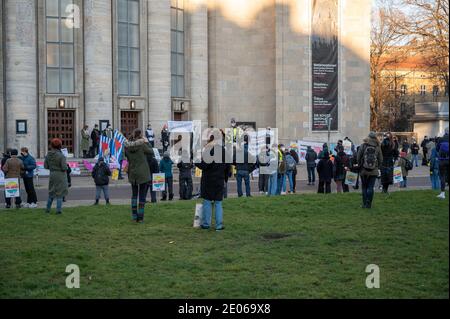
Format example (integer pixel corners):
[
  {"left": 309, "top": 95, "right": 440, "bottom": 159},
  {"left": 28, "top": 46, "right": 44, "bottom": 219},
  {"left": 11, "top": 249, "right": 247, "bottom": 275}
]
[
  {"left": 47, "top": 110, "right": 75, "bottom": 153},
  {"left": 121, "top": 111, "right": 139, "bottom": 138}
]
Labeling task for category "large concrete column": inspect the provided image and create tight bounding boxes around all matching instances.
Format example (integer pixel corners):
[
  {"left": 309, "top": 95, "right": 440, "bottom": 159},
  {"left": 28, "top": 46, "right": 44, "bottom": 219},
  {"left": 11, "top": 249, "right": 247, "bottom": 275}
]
[
  {"left": 4, "top": 0, "right": 38, "bottom": 153},
  {"left": 188, "top": 1, "right": 208, "bottom": 130},
  {"left": 147, "top": 0, "right": 171, "bottom": 146},
  {"left": 84, "top": 0, "right": 113, "bottom": 129}
]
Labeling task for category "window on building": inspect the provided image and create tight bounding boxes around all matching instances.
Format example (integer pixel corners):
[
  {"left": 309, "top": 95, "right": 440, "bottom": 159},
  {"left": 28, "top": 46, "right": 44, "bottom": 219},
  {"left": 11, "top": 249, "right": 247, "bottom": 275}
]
[
  {"left": 46, "top": 0, "right": 75, "bottom": 94},
  {"left": 420, "top": 85, "right": 426, "bottom": 96},
  {"left": 433, "top": 85, "right": 439, "bottom": 97},
  {"left": 400, "top": 84, "right": 407, "bottom": 96},
  {"left": 171, "top": 0, "right": 185, "bottom": 98},
  {"left": 118, "top": 0, "right": 140, "bottom": 96}
]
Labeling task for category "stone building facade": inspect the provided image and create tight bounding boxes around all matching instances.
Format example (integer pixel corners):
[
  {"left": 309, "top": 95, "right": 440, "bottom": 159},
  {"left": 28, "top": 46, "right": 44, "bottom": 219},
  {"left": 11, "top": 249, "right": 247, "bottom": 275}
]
[{"left": 0, "top": 0, "right": 371, "bottom": 158}]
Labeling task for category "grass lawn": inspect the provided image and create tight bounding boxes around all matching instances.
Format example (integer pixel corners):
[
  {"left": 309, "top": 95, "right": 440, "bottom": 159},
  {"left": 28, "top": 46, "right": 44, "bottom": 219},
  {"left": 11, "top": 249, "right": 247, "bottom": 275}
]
[{"left": 0, "top": 190, "right": 448, "bottom": 299}]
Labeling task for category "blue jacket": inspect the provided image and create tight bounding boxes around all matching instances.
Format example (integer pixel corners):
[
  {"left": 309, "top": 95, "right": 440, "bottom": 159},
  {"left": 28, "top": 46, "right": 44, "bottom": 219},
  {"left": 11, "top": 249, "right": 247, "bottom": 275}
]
[
  {"left": 159, "top": 157, "right": 173, "bottom": 178},
  {"left": 20, "top": 154, "right": 37, "bottom": 178}
]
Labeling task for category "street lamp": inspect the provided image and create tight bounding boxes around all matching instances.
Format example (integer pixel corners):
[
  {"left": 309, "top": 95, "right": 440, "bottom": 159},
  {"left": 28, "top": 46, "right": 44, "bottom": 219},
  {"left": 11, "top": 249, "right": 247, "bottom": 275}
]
[{"left": 327, "top": 116, "right": 333, "bottom": 146}]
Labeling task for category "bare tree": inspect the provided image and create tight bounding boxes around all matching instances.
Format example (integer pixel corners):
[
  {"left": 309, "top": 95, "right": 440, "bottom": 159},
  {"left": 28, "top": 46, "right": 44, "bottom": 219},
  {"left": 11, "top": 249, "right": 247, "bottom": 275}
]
[{"left": 388, "top": 0, "right": 449, "bottom": 92}]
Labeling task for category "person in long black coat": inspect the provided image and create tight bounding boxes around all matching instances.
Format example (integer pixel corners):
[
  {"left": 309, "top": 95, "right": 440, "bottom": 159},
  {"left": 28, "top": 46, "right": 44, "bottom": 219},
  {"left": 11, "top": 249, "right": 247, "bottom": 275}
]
[
  {"left": 316, "top": 151, "right": 333, "bottom": 194},
  {"left": 146, "top": 152, "right": 159, "bottom": 203},
  {"left": 380, "top": 132, "right": 399, "bottom": 194},
  {"left": 195, "top": 139, "right": 230, "bottom": 231}
]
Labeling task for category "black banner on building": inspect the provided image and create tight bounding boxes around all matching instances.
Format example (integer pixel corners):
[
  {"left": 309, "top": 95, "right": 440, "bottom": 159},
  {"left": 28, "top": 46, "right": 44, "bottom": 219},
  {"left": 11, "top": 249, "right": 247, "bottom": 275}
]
[{"left": 311, "top": 0, "right": 338, "bottom": 131}]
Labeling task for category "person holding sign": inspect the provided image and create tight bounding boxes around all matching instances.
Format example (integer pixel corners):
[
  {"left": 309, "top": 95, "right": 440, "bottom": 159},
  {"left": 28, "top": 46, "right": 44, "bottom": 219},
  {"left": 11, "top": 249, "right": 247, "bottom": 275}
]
[
  {"left": 146, "top": 151, "right": 160, "bottom": 203},
  {"left": 2, "top": 149, "right": 24, "bottom": 209},
  {"left": 44, "top": 139, "right": 69, "bottom": 214},
  {"left": 125, "top": 129, "right": 154, "bottom": 223}
]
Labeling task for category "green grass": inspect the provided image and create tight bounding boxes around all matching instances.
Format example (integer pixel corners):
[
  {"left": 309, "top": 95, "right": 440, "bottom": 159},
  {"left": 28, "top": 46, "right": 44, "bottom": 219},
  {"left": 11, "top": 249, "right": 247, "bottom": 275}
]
[{"left": 0, "top": 190, "right": 448, "bottom": 299}]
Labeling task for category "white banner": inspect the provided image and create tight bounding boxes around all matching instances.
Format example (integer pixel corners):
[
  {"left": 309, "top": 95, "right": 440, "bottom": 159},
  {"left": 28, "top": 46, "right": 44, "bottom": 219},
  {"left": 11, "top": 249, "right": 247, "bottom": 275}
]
[
  {"left": 298, "top": 140, "right": 324, "bottom": 163},
  {"left": 168, "top": 121, "right": 193, "bottom": 133},
  {"left": 0, "top": 169, "right": 4, "bottom": 186}
]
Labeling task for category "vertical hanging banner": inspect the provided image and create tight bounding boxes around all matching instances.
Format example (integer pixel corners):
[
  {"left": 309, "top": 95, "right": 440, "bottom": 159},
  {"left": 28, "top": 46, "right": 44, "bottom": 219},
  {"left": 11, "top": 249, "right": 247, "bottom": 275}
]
[{"left": 311, "top": 0, "right": 339, "bottom": 131}]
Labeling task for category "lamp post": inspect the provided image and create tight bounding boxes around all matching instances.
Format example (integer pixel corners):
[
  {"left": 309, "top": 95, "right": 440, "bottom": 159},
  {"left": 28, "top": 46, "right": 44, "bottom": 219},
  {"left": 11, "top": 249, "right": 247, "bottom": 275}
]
[{"left": 327, "top": 116, "right": 333, "bottom": 146}]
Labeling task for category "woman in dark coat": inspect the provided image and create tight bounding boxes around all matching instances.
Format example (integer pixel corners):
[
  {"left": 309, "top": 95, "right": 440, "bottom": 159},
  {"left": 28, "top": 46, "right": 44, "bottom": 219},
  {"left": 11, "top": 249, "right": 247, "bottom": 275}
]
[
  {"left": 124, "top": 129, "right": 153, "bottom": 223},
  {"left": 44, "top": 138, "right": 68, "bottom": 214},
  {"left": 316, "top": 151, "right": 333, "bottom": 194},
  {"left": 380, "top": 132, "right": 399, "bottom": 194},
  {"left": 195, "top": 139, "right": 230, "bottom": 231}
]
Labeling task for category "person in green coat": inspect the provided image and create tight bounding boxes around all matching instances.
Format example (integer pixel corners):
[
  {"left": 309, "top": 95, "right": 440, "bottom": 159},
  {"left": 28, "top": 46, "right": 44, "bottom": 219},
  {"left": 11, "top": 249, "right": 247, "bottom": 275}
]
[
  {"left": 44, "top": 138, "right": 68, "bottom": 214},
  {"left": 80, "top": 125, "right": 90, "bottom": 158},
  {"left": 124, "top": 128, "right": 154, "bottom": 223}
]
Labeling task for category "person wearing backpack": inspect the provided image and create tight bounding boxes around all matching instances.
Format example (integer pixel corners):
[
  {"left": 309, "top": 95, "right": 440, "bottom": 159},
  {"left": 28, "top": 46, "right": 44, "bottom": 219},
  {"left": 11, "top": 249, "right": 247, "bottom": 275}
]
[
  {"left": 334, "top": 146, "right": 349, "bottom": 193},
  {"left": 357, "top": 132, "right": 383, "bottom": 209},
  {"left": 316, "top": 151, "right": 333, "bottom": 194},
  {"left": 436, "top": 127, "right": 449, "bottom": 199},
  {"left": 92, "top": 157, "right": 111, "bottom": 205},
  {"left": 285, "top": 150, "right": 296, "bottom": 194},
  {"left": 398, "top": 151, "right": 410, "bottom": 188}
]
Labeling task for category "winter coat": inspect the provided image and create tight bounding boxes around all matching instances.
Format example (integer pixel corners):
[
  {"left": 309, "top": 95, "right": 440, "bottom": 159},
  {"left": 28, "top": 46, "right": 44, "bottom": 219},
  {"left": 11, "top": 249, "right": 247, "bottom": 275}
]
[
  {"left": 125, "top": 139, "right": 153, "bottom": 185},
  {"left": 305, "top": 148, "right": 318, "bottom": 168},
  {"left": 334, "top": 151, "right": 349, "bottom": 181},
  {"left": 285, "top": 154, "right": 296, "bottom": 172},
  {"left": 316, "top": 158, "right": 334, "bottom": 182},
  {"left": 177, "top": 161, "right": 193, "bottom": 179},
  {"left": 3, "top": 157, "right": 25, "bottom": 178},
  {"left": 277, "top": 149, "right": 287, "bottom": 174},
  {"left": 92, "top": 161, "right": 111, "bottom": 186},
  {"left": 91, "top": 129, "right": 100, "bottom": 146},
  {"left": 357, "top": 136, "right": 383, "bottom": 177},
  {"left": 196, "top": 144, "right": 230, "bottom": 201},
  {"left": 235, "top": 144, "right": 255, "bottom": 173},
  {"left": 81, "top": 129, "right": 90, "bottom": 152},
  {"left": 380, "top": 138, "right": 398, "bottom": 184},
  {"left": 146, "top": 153, "right": 160, "bottom": 181},
  {"left": 398, "top": 157, "right": 409, "bottom": 177},
  {"left": 44, "top": 150, "right": 68, "bottom": 198},
  {"left": 411, "top": 143, "right": 420, "bottom": 155},
  {"left": 19, "top": 154, "right": 36, "bottom": 178},
  {"left": 159, "top": 157, "right": 174, "bottom": 178}
]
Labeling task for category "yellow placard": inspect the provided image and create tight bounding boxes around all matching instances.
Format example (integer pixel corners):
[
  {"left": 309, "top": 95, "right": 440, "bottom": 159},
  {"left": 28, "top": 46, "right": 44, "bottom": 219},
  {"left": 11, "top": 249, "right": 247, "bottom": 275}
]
[{"left": 112, "top": 169, "right": 119, "bottom": 181}]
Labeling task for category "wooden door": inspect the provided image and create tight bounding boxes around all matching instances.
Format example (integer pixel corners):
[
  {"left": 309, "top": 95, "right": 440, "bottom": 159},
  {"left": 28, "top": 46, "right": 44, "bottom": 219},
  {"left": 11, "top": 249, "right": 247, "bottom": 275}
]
[
  {"left": 121, "top": 111, "right": 139, "bottom": 138},
  {"left": 47, "top": 110, "right": 75, "bottom": 153}
]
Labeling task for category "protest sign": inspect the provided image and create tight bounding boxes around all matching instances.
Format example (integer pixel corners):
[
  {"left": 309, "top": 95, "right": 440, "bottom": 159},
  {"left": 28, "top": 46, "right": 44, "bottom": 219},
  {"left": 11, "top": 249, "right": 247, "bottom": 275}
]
[
  {"left": 393, "top": 166, "right": 403, "bottom": 184},
  {"left": 112, "top": 169, "right": 119, "bottom": 181},
  {"left": 153, "top": 148, "right": 161, "bottom": 161},
  {"left": 0, "top": 168, "right": 4, "bottom": 186},
  {"left": 343, "top": 140, "right": 352, "bottom": 155},
  {"left": 298, "top": 141, "right": 323, "bottom": 163},
  {"left": 152, "top": 173, "right": 165, "bottom": 191},
  {"left": 61, "top": 148, "right": 69, "bottom": 158},
  {"left": 344, "top": 171, "right": 358, "bottom": 186},
  {"left": 4, "top": 178, "right": 20, "bottom": 198},
  {"left": 168, "top": 121, "right": 193, "bottom": 133},
  {"left": 83, "top": 160, "right": 94, "bottom": 172},
  {"left": 35, "top": 162, "right": 50, "bottom": 176},
  {"left": 68, "top": 162, "right": 81, "bottom": 175}
]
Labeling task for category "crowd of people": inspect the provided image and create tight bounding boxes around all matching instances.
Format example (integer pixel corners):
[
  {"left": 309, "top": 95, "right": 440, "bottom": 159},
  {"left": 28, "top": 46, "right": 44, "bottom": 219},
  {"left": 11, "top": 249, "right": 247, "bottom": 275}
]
[{"left": 1, "top": 124, "right": 448, "bottom": 230}]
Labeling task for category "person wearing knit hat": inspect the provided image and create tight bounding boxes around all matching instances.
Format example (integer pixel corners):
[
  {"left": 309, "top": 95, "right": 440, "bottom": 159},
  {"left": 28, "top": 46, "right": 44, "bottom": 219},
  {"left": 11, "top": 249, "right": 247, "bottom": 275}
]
[{"left": 356, "top": 131, "right": 383, "bottom": 209}]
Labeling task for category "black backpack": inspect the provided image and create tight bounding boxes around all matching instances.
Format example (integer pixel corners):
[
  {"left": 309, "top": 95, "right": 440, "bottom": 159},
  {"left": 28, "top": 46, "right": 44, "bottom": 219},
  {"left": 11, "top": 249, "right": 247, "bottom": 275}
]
[
  {"left": 404, "top": 158, "right": 413, "bottom": 171},
  {"left": 362, "top": 144, "right": 378, "bottom": 170}
]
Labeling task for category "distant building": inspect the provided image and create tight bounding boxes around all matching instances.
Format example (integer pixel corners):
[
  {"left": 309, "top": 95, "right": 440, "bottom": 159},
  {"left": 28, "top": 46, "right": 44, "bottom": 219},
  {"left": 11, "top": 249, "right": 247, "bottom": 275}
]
[
  {"left": 0, "top": 0, "right": 371, "bottom": 157},
  {"left": 413, "top": 101, "right": 449, "bottom": 142}
]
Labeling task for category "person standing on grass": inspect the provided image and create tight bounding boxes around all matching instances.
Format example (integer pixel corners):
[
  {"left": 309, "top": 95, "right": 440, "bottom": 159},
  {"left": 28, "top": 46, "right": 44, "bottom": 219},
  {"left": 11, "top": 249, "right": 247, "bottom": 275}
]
[
  {"left": 19, "top": 147, "right": 38, "bottom": 208},
  {"left": 2, "top": 149, "right": 24, "bottom": 209},
  {"left": 178, "top": 150, "right": 193, "bottom": 200},
  {"left": 159, "top": 152, "right": 174, "bottom": 201},
  {"left": 257, "top": 145, "right": 271, "bottom": 194},
  {"left": 429, "top": 146, "right": 441, "bottom": 190},
  {"left": 125, "top": 129, "right": 153, "bottom": 223},
  {"left": 235, "top": 135, "right": 253, "bottom": 198},
  {"left": 289, "top": 148, "right": 299, "bottom": 193},
  {"left": 316, "top": 151, "right": 333, "bottom": 194},
  {"left": 398, "top": 151, "right": 410, "bottom": 188},
  {"left": 276, "top": 144, "right": 287, "bottom": 195},
  {"left": 380, "top": 132, "right": 399, "bottom": 195},
  {"left": 92, "top": 157, "right": 111, "bottom": 205},
  {"left": 285, "top": 150, "right": 296, "bottom": 194},
  {"left": 44, "top": 139, "right": 68, "bottom": 214},
  {"left": 146, "top": 151, "right": 159, "bottom": 203},
  {"left": 80, "top": 125, "right": 90, "bottom": 158},
  {"left": 411, "top": 139, "right": 420, "bottom": 167},
  {"left": 195, "top": 137, "right": 230, "bottom": 231},
  {"left": 334, "top": 145, "right": 349, "bottom": 193},
  {"left": 421, "top": 136, "right": 429, "bottom": 165},
  {"left": 357, "top": 132, "right": 383, "bottom": 209},
  {"left": 305, "top": 146, "right": 317, "bottom": 186},
  {"left": 436, "top": 127, "right": 449, "bottom": 199}
]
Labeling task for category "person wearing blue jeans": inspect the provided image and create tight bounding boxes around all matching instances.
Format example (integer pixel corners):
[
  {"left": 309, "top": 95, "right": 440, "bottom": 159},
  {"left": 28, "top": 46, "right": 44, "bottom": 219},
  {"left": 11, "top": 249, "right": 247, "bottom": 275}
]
[
  {"left": 236, "top": 170, "right": 251, "bottom": 197},
  {"left": 361, "top": 175, "right": 377, "bottom": 208},
  {"left": 202, "top": 200, "right": 223, "bottom": 230},
  {"left": 276, "top": 173, "right": 286, "bottom": 195},
  {"left": 286, "top": 170, "right": 294, "bottom": 193},
  {"left": 268, "top": 172, "right": 278, "bottom": 196},
  {"left": 411, "top": 154, "right": 419, "bottom": 167}
]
